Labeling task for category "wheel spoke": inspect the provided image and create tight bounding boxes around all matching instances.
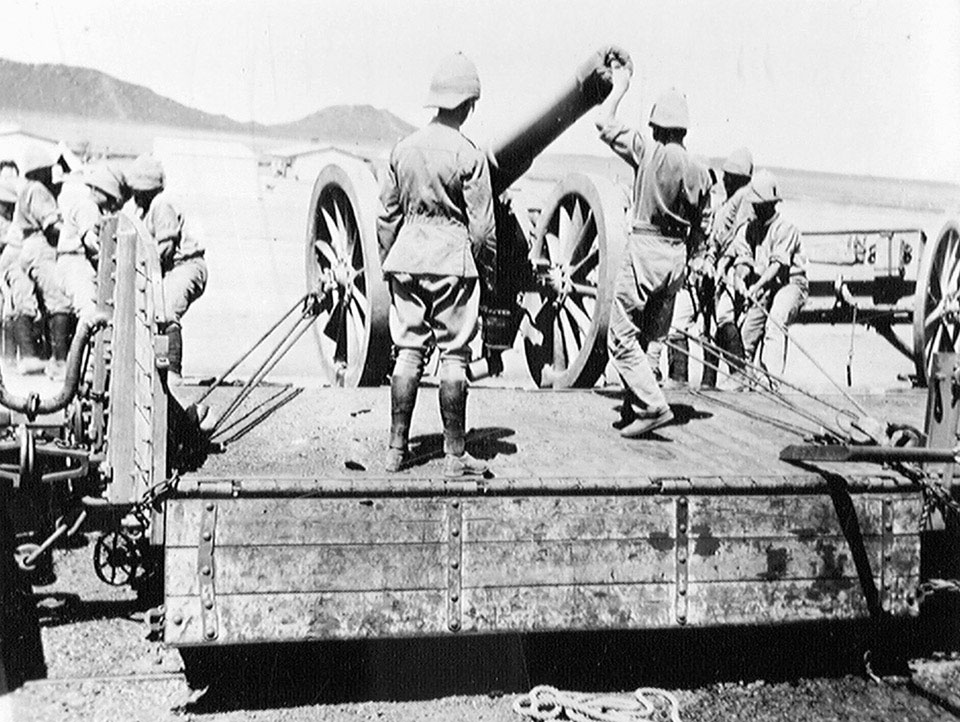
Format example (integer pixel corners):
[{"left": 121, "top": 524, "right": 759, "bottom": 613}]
[
  {"left": 544, "top": 231, "right": 561, "bottom": 265},
  {"left": 571, "top": 283, "right": 598, "bottom": 298},
  {"left": 564, "top": 295, "right": 594, "bottom": 335},
  {"left": 561, "top": 305, "right": 583, "bottom": 352},
  {"left": 925, "top": 308, "right": 944, "bottom": 332},
  {"left": 571, "top": 247, "right": 599, "bottom": 277},
  {"left": 567, "top": 209, "right": 596, "bottom": 266},
  {"left": 320, "top": 208, "right": 341, "bottom": 257},
  {"left": 314, "top": 241, "right": 338, "bottom": 266},
  {"left": 552, "top": 305, "right": 567, "bottom": 372},
  {"left": 518, "top": 292, "right": 546, "bottom": 346},
  {"left": 557, "top": 206, "right": 572, "bottom": 265}
]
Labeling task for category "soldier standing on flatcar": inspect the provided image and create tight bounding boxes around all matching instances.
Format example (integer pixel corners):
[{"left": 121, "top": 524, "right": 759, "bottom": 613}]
[
  {"left": 377, "top": 52, "right": 497, "bottom": 478},
  {"left": 595, "top": 61, "right": 713, "bottom": 437},
  {"left": 126, "top": 154, "right": 208, "bottom": 386}
]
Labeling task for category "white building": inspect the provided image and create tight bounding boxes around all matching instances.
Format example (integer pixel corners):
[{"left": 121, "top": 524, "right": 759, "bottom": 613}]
[{"left": 0, "top": 125, "right": 82, "bottom": 173}]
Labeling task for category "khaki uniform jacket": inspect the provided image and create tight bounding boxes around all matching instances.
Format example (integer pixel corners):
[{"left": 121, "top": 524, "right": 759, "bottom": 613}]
[
  {"left": 378, "top": 120, "right": 496, "bottom": 278},
  {"left": 14, "top": 180, "right": 60, "bottom": 247},
  {"left": 597, "top": 117, "right": 712, "bottom": 248},
  {"left": 58, "top": 187, "right": 102, "bottom": 257},
  {"left": 726, "top": 212, "right": 808, "bottom": 291}
]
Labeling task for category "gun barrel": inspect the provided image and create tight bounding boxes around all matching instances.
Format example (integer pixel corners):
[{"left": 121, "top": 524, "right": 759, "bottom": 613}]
[{"left": 488, "top": 46, "right": 630, "bottom": 195}]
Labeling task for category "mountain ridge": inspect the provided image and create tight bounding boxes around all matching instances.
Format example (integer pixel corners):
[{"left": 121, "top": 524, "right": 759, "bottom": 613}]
[{"left": 0, "top": 57, "right": 415, "bottom": 145}]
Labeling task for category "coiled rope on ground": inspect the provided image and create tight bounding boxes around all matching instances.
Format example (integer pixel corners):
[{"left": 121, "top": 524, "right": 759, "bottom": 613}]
[{"left": 513, "top": 685, "right": 682, "bottom": 722}]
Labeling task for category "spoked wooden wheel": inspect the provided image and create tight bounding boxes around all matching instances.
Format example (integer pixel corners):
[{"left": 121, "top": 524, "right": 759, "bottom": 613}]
[
  {"left": 522, "top": 173, "right": 626, "bottom": 388},
  {"left": 305, "top": 159, "right": 391, "bottom": 387},
  {"left": 913, "top": 219, "right": 960, "bottom": 386}
]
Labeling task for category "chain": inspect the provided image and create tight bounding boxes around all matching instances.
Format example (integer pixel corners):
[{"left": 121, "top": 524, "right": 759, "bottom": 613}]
[
  {"left": 513, "top": 685, "right": 681, "bottom": 722},
  {"left": 894, "top": 463, "right": 960, "bottom": 604},
  {"left": 127, "top": 474, "right": 180, "bottom": 527}
]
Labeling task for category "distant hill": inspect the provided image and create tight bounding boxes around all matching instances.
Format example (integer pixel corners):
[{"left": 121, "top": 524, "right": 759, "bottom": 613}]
[
  {"left": 268, "top": 105, "right": 414, "bottom": 144},
  {"left": 0, "top": 57, "right": 414, "bottom": 145}
]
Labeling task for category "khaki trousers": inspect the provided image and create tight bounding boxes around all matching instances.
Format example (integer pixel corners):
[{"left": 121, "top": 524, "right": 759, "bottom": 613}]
[{"left": 607, "top": 233, "right": 686, "bottom": 411}]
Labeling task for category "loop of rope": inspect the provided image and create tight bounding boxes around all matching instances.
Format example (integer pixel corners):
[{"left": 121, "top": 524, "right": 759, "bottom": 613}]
[{"left": 513, "top": 685, "right": 682, "bottom": 722}]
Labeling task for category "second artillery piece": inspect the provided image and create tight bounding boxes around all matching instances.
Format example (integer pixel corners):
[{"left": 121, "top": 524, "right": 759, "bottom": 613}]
[{"left": 304, "top": 46, "right": 632, "bottom": 389}]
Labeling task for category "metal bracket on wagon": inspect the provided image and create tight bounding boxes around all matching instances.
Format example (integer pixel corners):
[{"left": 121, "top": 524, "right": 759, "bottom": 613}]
[{"left": 0, "top": 314, "right": 109, "bottom": 420}]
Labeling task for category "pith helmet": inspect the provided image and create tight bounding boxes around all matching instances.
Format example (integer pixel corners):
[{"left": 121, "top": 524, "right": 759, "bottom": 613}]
[
  {"left": 750, "top": 169, "right": 781, "bottom": 203},
  {"left": 0, "top": 178, "right": 17, "bottom": 204},
  {"left": 649, "top": 89, "right": 689, "bottom": 130},
  {"left": 126, "top": 154, "right": 165, "bottom": 191},
  {"left": 21, "top": 144, "right": 57, "bottom": 176},
  {"left": 83, "top": 163, "right": 122, "bottom": 202},
  {"left": 722, "top": 147, "right": 753, "bottom": 177},
  {"left": 424, "top": 53, "right": 481, "bottom": 110}
]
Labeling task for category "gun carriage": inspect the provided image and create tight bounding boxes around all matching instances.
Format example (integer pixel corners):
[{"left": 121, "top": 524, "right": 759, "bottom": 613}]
[{"left": 0, "top": 48, "right": 955, "bottom": 691}]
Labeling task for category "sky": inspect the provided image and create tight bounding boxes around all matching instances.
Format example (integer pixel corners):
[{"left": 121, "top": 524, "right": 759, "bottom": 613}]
[{"left": 4, "top": 0, "right": 959, "bottom": 183}]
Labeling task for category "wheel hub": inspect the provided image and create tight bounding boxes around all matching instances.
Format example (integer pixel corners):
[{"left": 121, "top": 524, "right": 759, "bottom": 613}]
[
  {"left": 944, "top": 292, "right": 959, "bottom": 324},
  {"left": 546, "top": 264, "right": 573, "bottom": 301}
]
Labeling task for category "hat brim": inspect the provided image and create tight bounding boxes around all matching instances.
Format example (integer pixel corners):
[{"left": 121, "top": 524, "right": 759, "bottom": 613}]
[{"left": 424, "top": 90, "right": 476, "bottom": 110}]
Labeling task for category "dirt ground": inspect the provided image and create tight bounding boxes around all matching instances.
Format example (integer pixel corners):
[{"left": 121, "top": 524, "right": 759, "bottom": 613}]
[{"left": 8, "top": 537, "right": 958, "bottom": 721}]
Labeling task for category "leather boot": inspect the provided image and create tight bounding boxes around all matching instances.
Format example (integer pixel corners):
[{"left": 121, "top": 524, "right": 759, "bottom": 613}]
[
  {"left": 14, "top": 316, "right": 44, "bottom": 375},
  {"left": 45, "top": 312, "right": 73, "bottom": 380},
  {"left": 700, "top": 341, "right": 719, "bottom": 389},
  {"left": 385, "top": 375, "right": 419, "bottom": 472},
  {"left": 165, "top": 323, "right": 183, "bottom": 383},
  {"left": 664, "top": 338, "right": 688, "bottom": 389},
  {"left": 716, "top": 322, "right": 750, "bottom": 390},
  {"left": 439, "top": 379, "right": 487, "bottom": 478},
  {"left": 716, "top": 322, "right": 746, "bottom": 373}
]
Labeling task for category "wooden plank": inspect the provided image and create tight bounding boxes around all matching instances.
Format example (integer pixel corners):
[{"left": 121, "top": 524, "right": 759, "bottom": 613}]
[
  {"left": 686, "top": 579, "right": 871, "bottom": 624},
  {"left": 462, "top": 539, "right": 672, "bottom": 587},
  {"left": 461, "top": 584, "right": 674, "bottom": 632},
  {"left": 686, "top": 535, "right": 887, "bottom": 582},
  {"left": 166, "top": 544, "right": 445, "bottom": 595},
  {"left": 165, "top": 498, "right": 446, "bottom": 547},
  {"left": 463, "top": 496, "right": 674, "bottom": 542},
  {"left": 165, "top": 589, "right": 448, "bottom": 645},
  {"left": 687, "top": 495, "right": 883, "bottom": 538},
  {"left": 105, "top": 224, "right": 139, "bottom": 504},
  {"left": 890, "top": 498, "right": 924, "bottom": 535}
]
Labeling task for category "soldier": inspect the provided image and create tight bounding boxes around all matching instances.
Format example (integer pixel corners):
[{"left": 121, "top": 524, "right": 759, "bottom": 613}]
[
  {"left": 0, "top": 178, "right": 19, "bottom": 363},
  {"left": 700, "top": 147, "right": 754, "bottom": 389},
  {"left": 728, "top": 170, "right": 808, "bottom": 379},
  {"left": 377, "top": 52, "right": 496, "bottom": 478},
  {"left": 126, "top": 154, "right": 208, "bottom": 385},
  {"left": 596, "top": 62, "right": 712, "bottom": 437},
  {"left": 57, "top": 164, "right": 123, "bottom": 324},
  {"left": 14, "top": 145, "right": 72, "bottom": 378}
]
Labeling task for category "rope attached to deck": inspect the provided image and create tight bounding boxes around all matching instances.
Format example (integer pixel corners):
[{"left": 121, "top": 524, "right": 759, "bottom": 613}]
[{"left": 513, "top": 685, "right": 682, "bottom": 722}]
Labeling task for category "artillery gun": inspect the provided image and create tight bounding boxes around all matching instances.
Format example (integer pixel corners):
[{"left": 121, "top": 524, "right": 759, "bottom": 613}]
[{"left": 305, "top": 46, "right": 632, "bottom": 389}]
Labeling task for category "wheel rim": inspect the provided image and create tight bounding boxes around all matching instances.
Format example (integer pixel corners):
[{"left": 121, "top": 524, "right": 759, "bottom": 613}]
[
  {"left": 306, "top": 161, "right": 391, "bottom": 387},
  {"left": 522, "top": 173, "right": 626, "bottom": 388},
  {"left": 913, "top": 220, "right": 960, "bottom": 386}
]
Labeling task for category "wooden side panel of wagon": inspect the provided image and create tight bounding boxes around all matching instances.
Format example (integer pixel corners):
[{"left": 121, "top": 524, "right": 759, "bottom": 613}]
[{"left": 162, "top": 476, "right": 921, "bottom": 646}]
